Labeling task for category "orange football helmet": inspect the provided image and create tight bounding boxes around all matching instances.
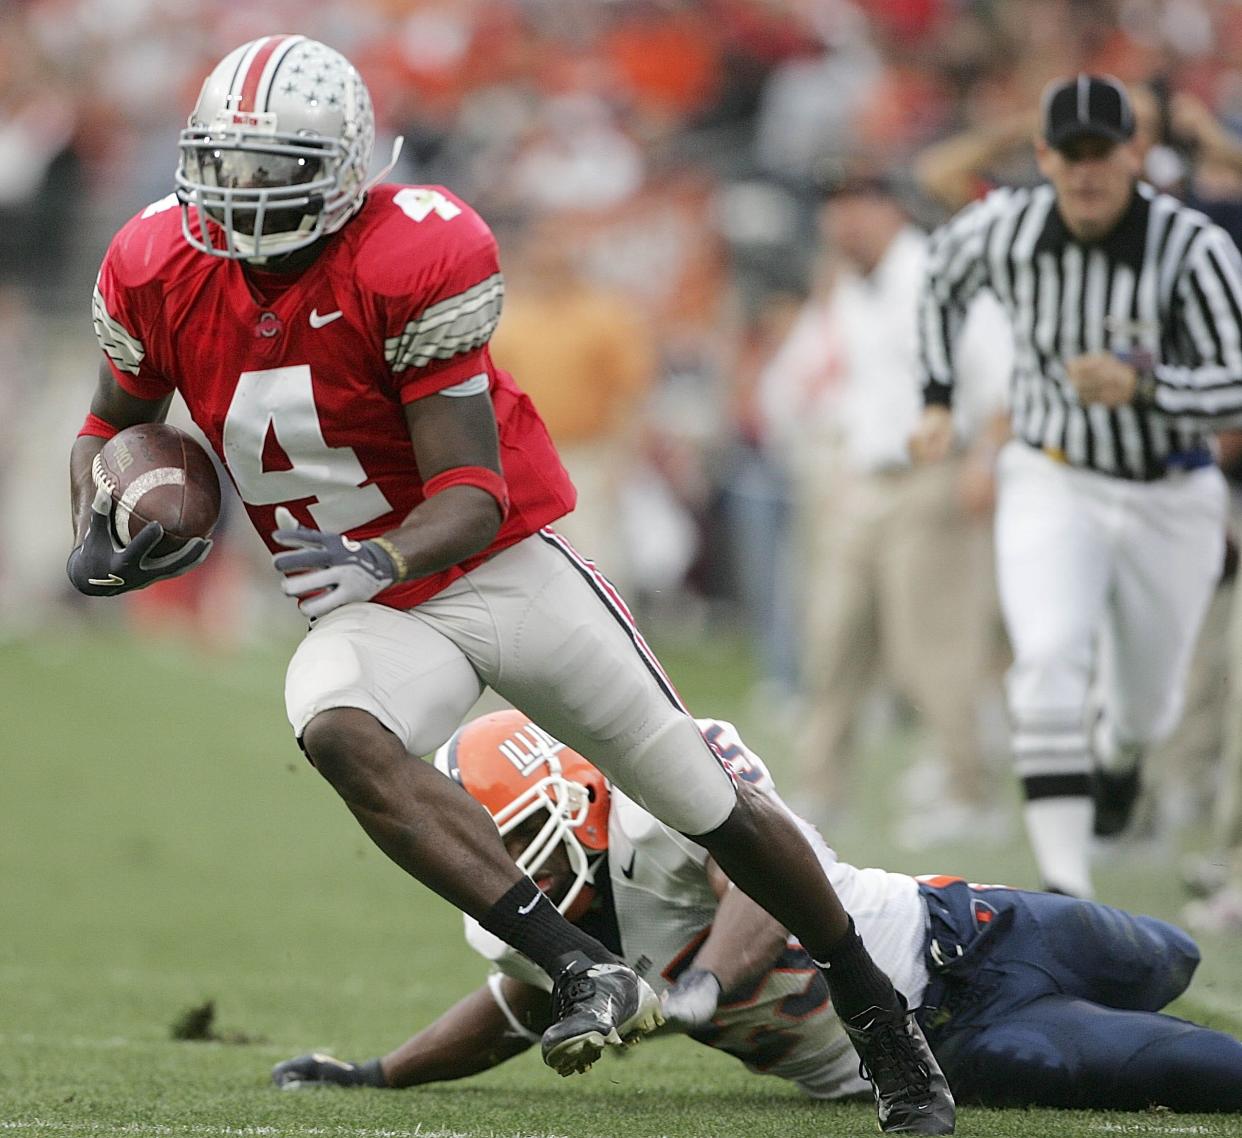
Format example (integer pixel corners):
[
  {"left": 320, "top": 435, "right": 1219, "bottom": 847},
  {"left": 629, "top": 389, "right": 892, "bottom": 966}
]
[{"left": 434, "top": 710, "right": 610, "bottom": 920}]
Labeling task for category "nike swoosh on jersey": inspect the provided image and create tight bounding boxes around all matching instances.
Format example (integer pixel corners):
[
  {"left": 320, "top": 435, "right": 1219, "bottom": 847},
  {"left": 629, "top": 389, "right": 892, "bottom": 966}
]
[
  {"left": 620, "top": 851, "right": 637, "bottom": 879},
  {"left": 88, "top": 574, "right": 125, "bottom": 586},
  {"left": 308, "top": 308, "right": 344, "bottom": 328}
]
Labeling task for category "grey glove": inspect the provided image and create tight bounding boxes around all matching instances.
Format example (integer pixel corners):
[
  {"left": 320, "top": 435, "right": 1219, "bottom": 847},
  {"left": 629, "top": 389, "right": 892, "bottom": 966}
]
[
  {"left": 67, "top": 485, "right": 211, "bottom": 597},
  {"left": 271, "top": 506, "right": 399, "bottom": 619},
  {"left": 661, "top": 968, "right": 722, "bottom": 1031},
  {"left": 271, "top": 1052, "right": 387, "bottom": 1089}
]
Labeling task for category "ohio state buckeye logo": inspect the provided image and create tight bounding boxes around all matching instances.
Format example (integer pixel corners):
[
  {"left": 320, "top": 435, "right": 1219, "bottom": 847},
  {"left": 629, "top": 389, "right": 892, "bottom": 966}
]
[{"left": 255, "top": 312, "right": 283, "bottom": 339}]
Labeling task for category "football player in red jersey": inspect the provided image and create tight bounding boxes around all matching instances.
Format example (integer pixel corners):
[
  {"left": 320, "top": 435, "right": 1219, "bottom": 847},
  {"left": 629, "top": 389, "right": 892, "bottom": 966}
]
[{"left": 65, "top": 35, "right": 951, "bottom": 1132}]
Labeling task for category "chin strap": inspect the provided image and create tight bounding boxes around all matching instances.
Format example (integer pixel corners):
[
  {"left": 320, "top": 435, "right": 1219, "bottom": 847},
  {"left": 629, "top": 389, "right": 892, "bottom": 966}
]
[{"left": 364, "top": 135, "right": 405, "bottom": 192}]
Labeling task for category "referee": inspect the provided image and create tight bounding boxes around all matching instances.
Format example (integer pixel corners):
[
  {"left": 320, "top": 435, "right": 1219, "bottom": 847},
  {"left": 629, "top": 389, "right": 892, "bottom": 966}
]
[{"left": 909, "top": 74, "right": 1242, "bottom": 898}]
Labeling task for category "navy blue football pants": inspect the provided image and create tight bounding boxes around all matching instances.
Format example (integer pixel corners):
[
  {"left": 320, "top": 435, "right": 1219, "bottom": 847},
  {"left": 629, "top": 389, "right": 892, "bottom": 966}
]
[{"left": 916, "top": 879, "right": 1242, "bottom": 1111}]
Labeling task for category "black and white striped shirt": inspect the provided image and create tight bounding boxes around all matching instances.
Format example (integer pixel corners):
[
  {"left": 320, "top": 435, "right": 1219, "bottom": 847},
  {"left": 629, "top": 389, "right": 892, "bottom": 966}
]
[{"left": 920, "top": 181, "right": 1242, "bottom": 479}]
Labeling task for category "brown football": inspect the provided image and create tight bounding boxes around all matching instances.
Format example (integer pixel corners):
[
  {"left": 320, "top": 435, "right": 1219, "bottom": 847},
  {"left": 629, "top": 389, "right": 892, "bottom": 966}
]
[{"left": 95, "top": 424, "right": 222, "bottom": 558}]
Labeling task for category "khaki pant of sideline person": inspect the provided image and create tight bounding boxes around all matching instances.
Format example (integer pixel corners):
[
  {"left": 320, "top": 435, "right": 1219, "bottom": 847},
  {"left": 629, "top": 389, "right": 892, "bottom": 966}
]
[{"left": 793, "top": 450, "right": 997, "bottom": 821}]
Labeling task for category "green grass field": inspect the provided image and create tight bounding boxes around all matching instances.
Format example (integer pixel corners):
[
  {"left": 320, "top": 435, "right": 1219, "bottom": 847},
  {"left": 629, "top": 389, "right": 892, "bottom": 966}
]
[{"left": 4, "top": 614, "right": 1242, "bottom": 1138}]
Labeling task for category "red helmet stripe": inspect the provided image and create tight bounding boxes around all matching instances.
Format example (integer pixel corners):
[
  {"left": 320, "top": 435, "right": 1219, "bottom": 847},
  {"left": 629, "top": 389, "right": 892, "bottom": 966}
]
[{"left": 237, "top": 34, "right": 292, "bottom": 112}]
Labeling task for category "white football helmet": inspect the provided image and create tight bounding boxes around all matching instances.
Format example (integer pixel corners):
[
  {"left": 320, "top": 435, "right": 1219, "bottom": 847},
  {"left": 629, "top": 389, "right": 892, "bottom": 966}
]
[{"left": 176, "top": 34, "right": 376, "bottom": 260}]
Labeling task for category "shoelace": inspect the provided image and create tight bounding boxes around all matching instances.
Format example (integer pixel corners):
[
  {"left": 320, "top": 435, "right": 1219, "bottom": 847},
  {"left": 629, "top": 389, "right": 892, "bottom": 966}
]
[
  {"left": 553, "top": 973, "right": 598, "bottom": 1019},
  {"left": 857, "top": 1020, "right": 933, "bottom": 1103}
]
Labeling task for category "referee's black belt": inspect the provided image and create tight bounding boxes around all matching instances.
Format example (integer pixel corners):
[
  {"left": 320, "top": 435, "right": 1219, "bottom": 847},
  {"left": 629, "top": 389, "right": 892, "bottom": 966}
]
[{"left": 1034, "top": 440, "right": 1214, "bottom": 480}]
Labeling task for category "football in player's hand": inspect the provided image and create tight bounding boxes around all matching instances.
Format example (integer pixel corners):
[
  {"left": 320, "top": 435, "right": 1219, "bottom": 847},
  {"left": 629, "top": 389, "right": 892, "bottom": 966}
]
[{"left": 96, "top": 424, "right": 222, "bottom": 557}]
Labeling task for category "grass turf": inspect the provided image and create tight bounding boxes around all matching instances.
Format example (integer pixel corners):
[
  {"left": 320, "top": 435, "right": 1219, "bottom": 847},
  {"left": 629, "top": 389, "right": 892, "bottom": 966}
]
[{"left": 3, "top": 615, "right": 1241, "bottom": 1138}]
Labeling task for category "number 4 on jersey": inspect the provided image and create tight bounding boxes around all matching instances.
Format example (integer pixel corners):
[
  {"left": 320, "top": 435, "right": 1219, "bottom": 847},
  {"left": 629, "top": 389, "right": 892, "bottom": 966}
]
[
  {"left": 393, "top": 188, "right": 462, "bottom": 223},
  {"left": 223, "top": 364, "right": 392, "bottom": 533}
]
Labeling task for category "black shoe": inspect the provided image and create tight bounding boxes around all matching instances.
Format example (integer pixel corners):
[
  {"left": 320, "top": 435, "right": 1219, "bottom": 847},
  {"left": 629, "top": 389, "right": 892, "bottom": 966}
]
[
  {"left": 271, "top": 1053, "right": 385, "bottom": 1089},
  {"left": 541, "top": 960, "right": 663, "bottom": 1076},
  {"left": 842, "top": 1003, "right": 955, "bottom": 1134},
  {"left": 1092, "top": 766, "right": 1141, "bottom": 837}
]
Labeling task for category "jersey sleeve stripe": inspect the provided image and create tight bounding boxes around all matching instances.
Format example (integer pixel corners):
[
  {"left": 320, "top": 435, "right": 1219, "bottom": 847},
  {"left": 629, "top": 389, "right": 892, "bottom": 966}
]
[
  {"left": 384, "top": 273, "right": 504, "bottom": 373},
  {"left": 91, "top": 284, "right": 145, "bottom": 375}
]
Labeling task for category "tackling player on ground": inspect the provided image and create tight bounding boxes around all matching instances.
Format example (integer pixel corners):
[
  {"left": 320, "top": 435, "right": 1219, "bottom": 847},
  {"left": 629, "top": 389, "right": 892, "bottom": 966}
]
[
  {"left": 274, "top": 710, "right": 1242, "bottom": 1113},
  {"left": 65, "top": 34, "right": 950, "bottom": 1133}
]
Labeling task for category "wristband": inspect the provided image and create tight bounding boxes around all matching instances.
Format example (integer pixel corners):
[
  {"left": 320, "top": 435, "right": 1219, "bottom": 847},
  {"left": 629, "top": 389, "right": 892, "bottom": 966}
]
[
  {"left": 355, "top": 1058, "right": 389, "bottom": 1088},
  {"left": 79, "top": 413, "right": 121, "bottom": 440},
  {"left": 422, "top": 465, "right": 510, "bottom": 520},
  {"left": 368, "top": 536, "right": 409, "bottom": 582}
]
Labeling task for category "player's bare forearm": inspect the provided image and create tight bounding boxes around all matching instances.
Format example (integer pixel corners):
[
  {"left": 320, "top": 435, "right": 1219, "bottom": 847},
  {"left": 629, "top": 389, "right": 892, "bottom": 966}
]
[
  {"left": 380, "top": 979, "right": 547, "bottom": 1087},
  {"left": 694, "top": 857, "right": 789, "bottom": 992},
  {"left": 381, "top": 387, "right": 507, "bottom": 574},
  {"left": 380, "top": 486, "right": 504, "bottom": 579},
  {"left": 70, "top": 436, "right": 108, "bottom": 543},
  {"left": 69, "top": 360, "right": 170, "bottom": 541}
]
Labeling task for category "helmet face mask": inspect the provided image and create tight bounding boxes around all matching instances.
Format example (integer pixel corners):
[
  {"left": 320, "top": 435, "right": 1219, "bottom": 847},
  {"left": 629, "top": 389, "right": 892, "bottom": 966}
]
[
  {"left": 175, "top": 35, "right": 375, "bottom": 261},
  {"left": 495, "top": 769, "right": 597, "bottom": 919},
  {"left": 180, "top": 134, "right": 334, "bottom": 250},
  {"left": 435, "top": 711, "right": 611, "bottom": 921}
]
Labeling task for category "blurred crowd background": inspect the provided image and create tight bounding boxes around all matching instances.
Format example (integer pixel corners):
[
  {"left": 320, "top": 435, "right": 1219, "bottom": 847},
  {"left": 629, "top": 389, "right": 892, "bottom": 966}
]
[{"left": 7, "top": 0, "right": 1242, "bottom": 902}]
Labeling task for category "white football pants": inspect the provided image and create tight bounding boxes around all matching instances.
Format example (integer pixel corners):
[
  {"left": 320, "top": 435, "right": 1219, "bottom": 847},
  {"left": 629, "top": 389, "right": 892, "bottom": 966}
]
[
  {"left": 995, "top": 440, "right": 1225, "bottom": 889},
  {"left": 282, "top": 529, "right": 739, "bottom": 837},
  {"left": 997, "top": 440, "right": 1226, "bottom": 757}
]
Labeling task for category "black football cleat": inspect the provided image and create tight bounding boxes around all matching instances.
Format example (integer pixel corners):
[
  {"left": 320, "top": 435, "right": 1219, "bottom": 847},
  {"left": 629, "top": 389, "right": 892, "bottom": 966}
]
[
  {"left": 1092, "top": 766, "right": 1141, "bottom": 838},
  {"left": 842, "top": 1003, "right": 955, "bottom": 1134},
  {"left": 541, "top": 960, "right": 664, "bottom": 1076},
  {"left": 271, "top": 1053, "right": 385, "bottom": 1089}
]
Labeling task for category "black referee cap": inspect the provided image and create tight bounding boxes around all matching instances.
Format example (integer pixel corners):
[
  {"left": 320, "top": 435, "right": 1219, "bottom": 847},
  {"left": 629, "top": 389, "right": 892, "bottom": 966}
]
[{"left": 1042, "top": 74, "right": 1135, "bottom": 150}]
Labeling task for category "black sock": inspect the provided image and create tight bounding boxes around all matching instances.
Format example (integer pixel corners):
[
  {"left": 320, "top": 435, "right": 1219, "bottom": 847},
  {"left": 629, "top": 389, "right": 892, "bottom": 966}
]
[
  {"left": 478, "top": 877, "right": 617, "bottom": 979},
  {"left": 814, "top": 918, "right": 904, "bottom": 1023}
]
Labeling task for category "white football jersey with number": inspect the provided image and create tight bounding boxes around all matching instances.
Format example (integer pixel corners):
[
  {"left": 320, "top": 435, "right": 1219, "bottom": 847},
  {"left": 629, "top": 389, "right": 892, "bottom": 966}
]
[{"left": 465, "top": 719, "right": 929, "bottom": 1099}]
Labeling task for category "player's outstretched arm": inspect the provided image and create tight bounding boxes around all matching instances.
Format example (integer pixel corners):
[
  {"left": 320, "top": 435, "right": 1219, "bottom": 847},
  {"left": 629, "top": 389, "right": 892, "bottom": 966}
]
[
  {"left": 272, "top": 978, "right": 549, "bottom": 1090},
  {"left": 662, "top": 857, "right": 789, "bottom": 1032}
]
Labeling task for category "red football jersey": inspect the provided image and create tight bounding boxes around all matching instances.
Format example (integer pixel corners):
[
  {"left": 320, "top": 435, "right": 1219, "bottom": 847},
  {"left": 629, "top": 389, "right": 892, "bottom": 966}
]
[{"left": 92, "top": 184, "right": 576, "bottom": 609}]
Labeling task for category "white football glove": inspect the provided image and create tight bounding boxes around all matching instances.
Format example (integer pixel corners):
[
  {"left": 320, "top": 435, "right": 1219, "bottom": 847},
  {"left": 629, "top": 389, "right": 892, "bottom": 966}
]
[{"left": 271, "top": 507, "right": 399, "bottom": 619}]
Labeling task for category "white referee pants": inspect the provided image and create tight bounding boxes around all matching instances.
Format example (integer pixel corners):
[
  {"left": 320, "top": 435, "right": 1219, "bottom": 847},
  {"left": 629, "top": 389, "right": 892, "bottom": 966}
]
[
  {"left": 996, "top": 440, "right": 1226, "bottom": 793},
  {"left": 282, "top": 529, "right": 739, "bottom": 837}
]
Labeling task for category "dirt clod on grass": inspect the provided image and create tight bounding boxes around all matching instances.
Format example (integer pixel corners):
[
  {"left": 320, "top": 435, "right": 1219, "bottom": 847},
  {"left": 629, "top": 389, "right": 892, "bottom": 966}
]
[{"left": 170, "top": 999, "right": 265, "bottom": 1044}]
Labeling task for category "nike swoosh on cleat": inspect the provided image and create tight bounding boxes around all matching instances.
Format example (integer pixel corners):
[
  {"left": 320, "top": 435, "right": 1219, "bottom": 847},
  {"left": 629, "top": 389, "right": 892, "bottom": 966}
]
[
  {"left": 309, "top": 308, "right": 344, "bottom": 328},
  {"left": 88, "top": 574, "right": 125, "bottom": 586}
]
